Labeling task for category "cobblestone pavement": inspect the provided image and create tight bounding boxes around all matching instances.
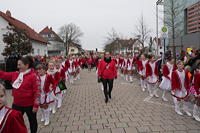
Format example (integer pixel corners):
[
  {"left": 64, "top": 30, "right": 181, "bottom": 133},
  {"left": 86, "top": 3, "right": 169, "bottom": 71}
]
[{"left": 6, "top": 69, "right": 200, "bottom": 133}]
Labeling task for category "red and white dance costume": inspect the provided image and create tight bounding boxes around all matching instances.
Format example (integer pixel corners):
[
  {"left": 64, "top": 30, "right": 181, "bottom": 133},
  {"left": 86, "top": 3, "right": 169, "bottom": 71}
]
[
  {"left": 127, "top": 57, "right": 135, "bottom": 82},
  {"left": 66, "top": 59, "right": 76, "bottom": 84},
  {"left": 75, "top": 58, "right": 81, "bottom": 80},
  {"left": 193, "top": 71, "right": 200, "bottom": 121},
  {"left": 159, "top": 62, "right": 176, "bottom": 101},
  {"left": 145, "top": 61, "right": 159, "bottom": 97},
  {"left": 119, "top": 57, "right": 124, "bottom": 77},
  {"left": 122, "top": 58, "right": 129, "bottom": 81},
  {"left": 171, "top": 70, "right": 191, "bottom": 116},
  {"left": 39, "top": 74, "right": 55, "bottom": 125},
  {"left": 137, "top": 60, "right": 148, "bottom": 91},
  {"left": 0, "top": 106, "right": 27, "bottom": 133},
  {"left": 47, "top": 69, "right": 60, "bottom": 113}
]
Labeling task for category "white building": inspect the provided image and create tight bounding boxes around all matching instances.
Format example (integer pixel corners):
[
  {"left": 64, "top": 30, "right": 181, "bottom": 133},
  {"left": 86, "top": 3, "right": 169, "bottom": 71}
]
[
  {"left": 68, "top": 42, "right": 84, "bottom": 55},
  {"left": 0, "top": 10, "right": 48, "bottom": 62},
  {"left": 152, "top": 37, "right": 164, "bottom": 56},
  {"left": 39, "top": 26, "right": 65, "bottom": 56}
]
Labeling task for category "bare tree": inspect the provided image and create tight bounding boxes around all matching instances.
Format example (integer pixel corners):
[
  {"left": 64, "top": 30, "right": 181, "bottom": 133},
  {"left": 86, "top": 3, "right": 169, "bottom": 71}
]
[
  {"left": 148, "top": 37, "right": 153, "bottom": 52},
  {"left": 103, "top": 28, "right": 121, "bottom": 53},
  {"left": 164, "top": 0, "right": 185, "bottom": 60},
  {"left": 59, "top": 23, "right": 83, "bottom": 55},
  {"left": 134, "top": 15, "right": 151, "bottom": 48}
]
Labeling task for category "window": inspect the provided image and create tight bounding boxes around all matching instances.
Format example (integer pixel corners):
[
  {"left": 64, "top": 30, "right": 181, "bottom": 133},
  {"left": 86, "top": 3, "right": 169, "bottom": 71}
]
[
  {"left": 71, "top": 49, "right": 75, "bottom": 52},
  {"left": 37, "top": 49, "right": 40, "bottom": 55}
]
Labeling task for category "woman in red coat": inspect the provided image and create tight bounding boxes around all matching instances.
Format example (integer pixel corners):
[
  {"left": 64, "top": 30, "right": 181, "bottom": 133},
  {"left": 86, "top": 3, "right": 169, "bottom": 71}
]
[
  {"left": 0, "top": 56, "right": 40, "bottom": 133},
  {"left": 171, "top": 60, "right": 191, "bottom": 116},
  {"left": 193, "top": 63, "right": 200, "bottom": 121},
  {"left": 98, "top": 52, "right": 117, "bottom": 103},
  {"left": 0, "top": 84, "right": 27, "bottom": 133}
]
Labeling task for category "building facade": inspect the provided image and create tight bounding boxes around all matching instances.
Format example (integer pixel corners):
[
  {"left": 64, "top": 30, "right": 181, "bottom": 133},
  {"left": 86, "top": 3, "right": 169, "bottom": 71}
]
[
  {"left": 0, "top": 10, "right": 48, "bottom": 62},
  {"left": 164, "top": 0, "right": 200, "bottom": 51},
  {"left": 39, "top": 26, "right": 65, "bottom": 56}
]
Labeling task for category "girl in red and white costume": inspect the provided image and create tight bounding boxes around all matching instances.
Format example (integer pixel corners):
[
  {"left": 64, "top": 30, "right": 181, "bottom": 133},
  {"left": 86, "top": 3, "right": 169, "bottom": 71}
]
[
  {"left": 145, "top": 55, "right": 159, "bottom": 98},
  {"left": 137, "top": 54, "right": 148, "bottom": 91},
  {"left": 36, "top": 64, "right": 55, "bottom": 126},
  {"left": 55, "top": 61, "right": 63, "bottom": 108},
  {"left": 122, "top": 55, "right": 129, "bottom": 81},
  {"left": 119, "top": 55, "right": 124, "bottom": 77},
  {"left": 0, "top": 84, "right": 27, "bottom": 133},
  {"left": 159, "top": 57, "right": 176, "bottom": 101},
  {"left": 75, "top": 56, "right": 81, "bottom": 80},
  {"left": 66, "top": 56, "right": 76, "bottom": 84},
  {"left": 127, "top": 55, "right": 135, "bottom": 82},
  {"left": 193, "top": 63, "right": 200, "bottom": 121},
  {"left": 171, "top": 60, "right": 191, "bottom": 116},
  {"left": 47, "top": 61, "right": 60, "bottom": 114}
]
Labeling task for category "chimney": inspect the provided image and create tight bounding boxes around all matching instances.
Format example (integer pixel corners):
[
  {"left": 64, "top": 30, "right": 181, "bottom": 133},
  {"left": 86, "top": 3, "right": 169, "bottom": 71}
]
[
  {"left": 50, "top": 27, "right": 52, "bottom": 30},
  {"left": 6, "top": 10, "right": 11, "bottom": 17}
]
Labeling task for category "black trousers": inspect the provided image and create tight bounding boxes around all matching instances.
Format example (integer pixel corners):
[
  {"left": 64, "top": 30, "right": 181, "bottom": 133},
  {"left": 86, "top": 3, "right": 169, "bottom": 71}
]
[
  {"left": 12, "top": 104, "right": 37, "bottom": 133},
  {"left": 101, "top": 78, "right": 114, "bottom": 99}
]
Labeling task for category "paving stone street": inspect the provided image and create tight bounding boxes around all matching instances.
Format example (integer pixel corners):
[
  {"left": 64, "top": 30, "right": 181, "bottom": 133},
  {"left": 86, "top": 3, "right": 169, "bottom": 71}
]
[{"left": 6, "top": 69, "right": 200, "bottom": 133}]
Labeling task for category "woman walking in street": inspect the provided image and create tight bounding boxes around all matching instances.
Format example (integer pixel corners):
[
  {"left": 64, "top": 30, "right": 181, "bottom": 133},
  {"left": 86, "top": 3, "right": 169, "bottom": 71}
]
[
  {"left": 0, "top": 56, "right": 41, "bottom": 133},
  {"left": 98, "top": 52, "right": 117, "bottom": 103}
]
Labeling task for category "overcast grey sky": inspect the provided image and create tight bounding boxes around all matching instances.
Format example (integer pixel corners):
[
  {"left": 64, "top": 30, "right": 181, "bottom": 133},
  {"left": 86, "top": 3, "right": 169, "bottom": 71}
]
[{"left": 0, "top": 0, "right": 163, "bottom": 50}]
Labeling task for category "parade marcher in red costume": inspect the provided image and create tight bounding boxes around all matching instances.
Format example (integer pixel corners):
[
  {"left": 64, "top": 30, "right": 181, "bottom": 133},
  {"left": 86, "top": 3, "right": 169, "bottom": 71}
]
[
  {"left": 159, "top": 57, "right": 176, "bottom": 101},
  {"left": 122, "top": 55, "right": 129, "bottom": 81},
  {"left": 0, "top": 56, "right": 40, "bottom": 133},
  {"left": 127, "top": 55, "right": 135, "bottom": 82},
  {"left": 145, "top": 55, "right": 159, "bottom": 98},
  {"left": 193, "top": 63, "right": 200, "bottom": 121},
  {"left": 47, "top": 60, "right": 60, "bottom": 114},
  {"left": 137, "top": 54, "right": 148, "bottom": 92},
  {"left": 98, "top": 52, "right": 117, "bottom": 103},
  {"left": 36, "top": 64, "right": 55, "bottom": 126},
  {"left": 0, "top": 84, "right": 27, "bottom": 133},
  {"left": 171, "top": 60, "right": 191, "bottom": 116}
]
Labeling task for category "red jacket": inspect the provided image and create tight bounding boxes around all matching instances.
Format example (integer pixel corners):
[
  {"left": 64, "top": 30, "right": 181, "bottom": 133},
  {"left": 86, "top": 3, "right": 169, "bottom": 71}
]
[
  {"left": 171, "top": 70, "right": 190, "bottom": 91},
  {"left": 194, "top": 72, "right": 200, "bottom": 95},
  {"left": 53, "top": 71, "right": 60, "bottom": 86},
  {"left": 0, "top": 106, "right": 27, "bottom": 133},
  {"left": 43, "top": 74, "right": 55, "bottom": 93},
  {"left": 162, "top": 64, "right": 176, "bottom": 80},
  {"left": 87, "top": 59, "right": 93, "bottom": 65},
  {"left": 137, "top": 60, "right": 144, "bottom": 72},
  {"left": 98, "top": 59, "right": 117, "bottom": 79},
  {"left": 0, "top": 70, "right": 41, "bottom": 108},
  {"left": 119, "top": 58, "right": 124, "bottom": 67},
  {"left": 145, "top": 61, "right": 159, "bottom": 78}
]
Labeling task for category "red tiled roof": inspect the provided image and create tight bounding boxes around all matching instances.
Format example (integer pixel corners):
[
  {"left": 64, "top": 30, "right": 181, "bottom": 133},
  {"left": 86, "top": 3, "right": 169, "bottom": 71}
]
[
  {"left": 39, "top": 26, "right": 63, "bottom": 42},
  {"left": 115, "top": 39, "right": 138, "bottom": 46},
  {"left": 0, "top": 11, "right": 48, "bottom": 44}
]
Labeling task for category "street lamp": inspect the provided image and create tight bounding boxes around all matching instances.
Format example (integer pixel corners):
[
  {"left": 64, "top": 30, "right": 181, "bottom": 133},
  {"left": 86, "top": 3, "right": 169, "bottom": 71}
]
[{"left": 156, "top": 0, "right": 164, "bottom": 55}]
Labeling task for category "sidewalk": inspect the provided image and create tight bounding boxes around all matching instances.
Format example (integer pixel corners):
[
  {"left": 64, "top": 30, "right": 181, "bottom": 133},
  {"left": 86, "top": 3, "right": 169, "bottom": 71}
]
[{"left": 6, "top": 69, "right": 200, "bottom": 133}]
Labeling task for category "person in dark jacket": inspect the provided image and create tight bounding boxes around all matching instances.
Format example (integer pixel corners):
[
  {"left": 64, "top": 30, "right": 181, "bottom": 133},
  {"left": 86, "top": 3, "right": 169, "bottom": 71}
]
[{"left": 98, "top": 52, "right": 117, "bottom": 103}]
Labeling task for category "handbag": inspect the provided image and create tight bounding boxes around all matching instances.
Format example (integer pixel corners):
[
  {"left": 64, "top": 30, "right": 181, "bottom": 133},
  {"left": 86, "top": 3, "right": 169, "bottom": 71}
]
[{"left": 58, "top": 78, "right": 67, "bottom": 91}]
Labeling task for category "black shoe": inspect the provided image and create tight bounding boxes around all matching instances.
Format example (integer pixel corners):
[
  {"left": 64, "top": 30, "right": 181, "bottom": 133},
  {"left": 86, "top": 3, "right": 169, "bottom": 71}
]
[
  {"left": 105, "top": 98, "right": 108, "bottom": 103},
  {"left": 108, "top": 93, "right": 111, "bottom": 99}
]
